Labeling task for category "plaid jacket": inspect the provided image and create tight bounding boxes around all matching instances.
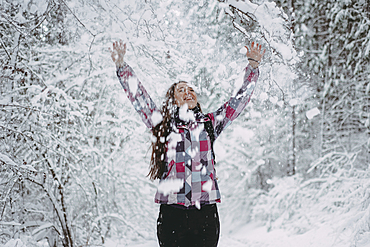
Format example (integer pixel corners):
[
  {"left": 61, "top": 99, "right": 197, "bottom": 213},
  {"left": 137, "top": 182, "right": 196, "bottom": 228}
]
[{"left": 117, "top": 63, "right": 259, "bottom": 207}]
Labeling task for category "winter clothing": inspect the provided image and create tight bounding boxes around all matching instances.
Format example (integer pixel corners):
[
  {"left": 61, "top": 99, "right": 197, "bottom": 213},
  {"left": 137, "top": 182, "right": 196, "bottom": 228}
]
[
  {"left": 157, "top": 203, "right": 220, "bottom": 247},
  {"left": 116, "top": 63, "right": 259, "bottom": 207}
]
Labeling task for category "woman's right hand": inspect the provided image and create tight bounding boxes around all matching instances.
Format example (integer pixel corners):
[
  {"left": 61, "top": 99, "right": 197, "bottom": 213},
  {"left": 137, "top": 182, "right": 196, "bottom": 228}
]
[
  {"left": 245, "top": 41, "right": 265, "bottom": 69},
  {"left": 110, "top": 40, "right": 126, "bottom": 68}
]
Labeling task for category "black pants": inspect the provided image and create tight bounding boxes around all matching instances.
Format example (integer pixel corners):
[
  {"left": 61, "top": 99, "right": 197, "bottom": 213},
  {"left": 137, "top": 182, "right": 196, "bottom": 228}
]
[{"left": 157, "top": 204, "right": 220, "bottom": 247}]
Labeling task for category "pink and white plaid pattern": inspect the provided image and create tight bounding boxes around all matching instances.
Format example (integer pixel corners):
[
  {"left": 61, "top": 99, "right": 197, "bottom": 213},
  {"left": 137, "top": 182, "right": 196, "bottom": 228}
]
[{"left": 117, "top": 63, "right": 259, "bottom": 207}]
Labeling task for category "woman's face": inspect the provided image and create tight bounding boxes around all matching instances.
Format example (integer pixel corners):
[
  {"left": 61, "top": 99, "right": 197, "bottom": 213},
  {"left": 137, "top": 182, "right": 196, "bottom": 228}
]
[{"left": 174, "top": 82, "right": 198, "bottom": 109}]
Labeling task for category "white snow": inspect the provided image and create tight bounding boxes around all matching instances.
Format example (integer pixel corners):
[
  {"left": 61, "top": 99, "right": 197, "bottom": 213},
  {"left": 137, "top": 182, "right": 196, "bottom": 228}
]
[
  {"left": 187, "top": 146, "right": 198, "bottom": 159},
  {"left": 4, "top": 239, "right": 26, "bottom": 247},
  {"left": 167, "top": 132, "right": 182, "bottom": 160},
  {"left": 151, "top": 110, "right": 163, "bottom": 126},
  {"left": 202, "top": 180, "right": 213, "bottom": 193},
  {"left": 256, "top": 159, "right": 265, "bottom": 166},
  {"left": 0, "top": 153, "right": 19, "bottom": 167},
  {"left": 269, "top": 96, "right": 278, "bottom": 104},
  {"left": 289, "top": 98, "right": 299, "bottom": 106},
  {"left": 176, "top": 73, "right": 193, "bottom": 83},
  {"left": 201, "top": 166, "right": 207, "bottom": 175},
  {"left": 259, "top": 92, "right": 269, "bottom": 101},
  {"left": 306, "top": 107, "right": 320, "bottom": 119},
  {"left": 227, "top": 0, "right": 297, "bottom": 63},
  {"left": 3, "top": 0, "right": 368, "bottom": 246},
  {"left": 195, "top": 200, "right": 201, "bottom": 210},
  {"left": 0, "top": 221, "right": 22, "bottom": 226},
  {"left": 217, "top": 221, "right": 341, "bottom": 247},
  {"left": 128, "top": 76, "right": 138, "bottom": 95},
  {"left": 105, "top": 219, "right": 351, "bottom": 247},
  {"left": 277, "top": 100, "right": 284, "bottom": 107},
  {"left": 232, "top": 126, "right": 254, "bottom": 142},
  {"left": 216, "top": 114, "right": 225, "bottom": 121},
  {"left": 178, "top": 104, "right": 195, "bottom": 122},
  {"left": 157, "top": 179, "right": 183, "bottom": 196},
  {"left": 239, "top": 46, "right": 248, "bottom": 54},
  {"left": 201, "top": 35, "right": 216, "bottom": 46},
  {"left": 191, "top": 124, "right": 204, "bottom": 142},
  {"left": 20, "top": 164, "right": 37, "bottom": 172}
]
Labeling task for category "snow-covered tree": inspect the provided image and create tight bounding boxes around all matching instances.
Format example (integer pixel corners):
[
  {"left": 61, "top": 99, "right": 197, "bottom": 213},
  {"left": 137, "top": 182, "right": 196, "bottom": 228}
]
[
  {"left": 3, "top": 0, "right": 368, "bottom": 246},
  {"left": 294, "top": 0, "right": 370, "bottom": 159}
]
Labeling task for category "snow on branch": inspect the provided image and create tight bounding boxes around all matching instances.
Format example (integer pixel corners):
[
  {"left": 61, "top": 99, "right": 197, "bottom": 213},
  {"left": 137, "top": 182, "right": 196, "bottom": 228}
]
[
  {"left": 221, "top": 0, "right": 297, "bottom": 64},
  {"left": 0, "top": 153, "right": 40, "bottom": 175},
  {"left": 307, "top": 151, "right": 358, "bottom": 175}
]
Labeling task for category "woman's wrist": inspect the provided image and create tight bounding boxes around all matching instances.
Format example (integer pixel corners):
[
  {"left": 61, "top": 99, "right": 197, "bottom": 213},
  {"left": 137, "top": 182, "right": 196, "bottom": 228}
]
[
  {"left": 116, "top": 59, "right": 125, "bottom": 68},
  {"left": 248, "top": 57, "right": 259, "bottom": 69},
  {"left": 247, "top": 58, "right": 259, "bottom": 63},
  {"left": 248, "top": 61, "right": 259, "bottom": 69}
]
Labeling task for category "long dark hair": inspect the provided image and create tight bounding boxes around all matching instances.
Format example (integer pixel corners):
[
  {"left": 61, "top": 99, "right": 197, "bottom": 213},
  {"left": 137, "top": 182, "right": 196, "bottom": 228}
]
[{"left": 148, "top": 81, "right": 201, "bottom": 180}]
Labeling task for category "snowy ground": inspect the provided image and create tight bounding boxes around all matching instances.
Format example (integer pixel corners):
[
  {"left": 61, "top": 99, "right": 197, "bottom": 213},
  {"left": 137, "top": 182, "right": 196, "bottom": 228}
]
[
  {"left": 104, "top": 220, "right": 351, "bottom": 247},
  {"left": 4, "top": 208, "right": 354, "bottom": 247}
]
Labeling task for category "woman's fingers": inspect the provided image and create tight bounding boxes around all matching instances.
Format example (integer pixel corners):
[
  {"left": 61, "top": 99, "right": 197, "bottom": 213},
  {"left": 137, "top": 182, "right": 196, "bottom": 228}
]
[
  {"left": 112, "top": 40, "right": 126, "bottom": 55},
  {"left": 111, "top": 41, "right": 126, "bottom": 55},
  {"left": 245, "top": 41, "right": 266, "bottom": 64},
  {"left": 110, "top": 40, "right": 127, "bottom": 67}
]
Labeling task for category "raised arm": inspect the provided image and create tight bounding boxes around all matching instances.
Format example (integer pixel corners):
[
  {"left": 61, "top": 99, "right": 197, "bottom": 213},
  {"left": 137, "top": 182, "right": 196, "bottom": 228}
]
[
  {"left": 110, "top": 40, "right": 161, "bottom": 129},
  {"left": 208, "top": 42, "right": 265, "bottom": 139}
]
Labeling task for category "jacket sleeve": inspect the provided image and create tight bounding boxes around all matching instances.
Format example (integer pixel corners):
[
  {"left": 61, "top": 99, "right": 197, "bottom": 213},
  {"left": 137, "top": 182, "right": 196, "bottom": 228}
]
[
  {"left": 208, "top": 64, "right": 259, "bottom": 140},
  {"left": 116, "top": 63, "right": 161, "bottom": 129}
]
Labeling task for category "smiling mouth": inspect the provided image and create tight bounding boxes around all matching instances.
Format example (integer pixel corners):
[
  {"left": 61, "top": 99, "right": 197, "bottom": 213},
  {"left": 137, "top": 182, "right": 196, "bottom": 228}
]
[{"left": 184, "top": 96, "right": 194, "bottom": 101}]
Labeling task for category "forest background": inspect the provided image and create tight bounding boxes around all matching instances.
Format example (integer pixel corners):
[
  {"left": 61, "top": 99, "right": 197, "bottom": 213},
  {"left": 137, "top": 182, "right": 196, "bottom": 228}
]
[{"left": 0, "top": 0, "right": 369, "bottom": 246}]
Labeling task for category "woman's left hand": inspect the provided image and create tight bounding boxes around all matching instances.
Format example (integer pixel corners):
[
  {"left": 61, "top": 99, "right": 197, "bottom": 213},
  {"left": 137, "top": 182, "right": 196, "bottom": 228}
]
[
  {"left": 110, "top": 40, "right": 126, "bottom": 68},
  {"left": 245, "top": 42, "right": 266, "bottom": 69}
]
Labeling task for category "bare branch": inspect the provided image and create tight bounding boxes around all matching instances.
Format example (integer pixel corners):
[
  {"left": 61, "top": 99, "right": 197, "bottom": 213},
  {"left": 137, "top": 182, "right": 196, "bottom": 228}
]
[
  {"left": 59, "top": 0, "right": 96, "bottom": 37},
  {"left": 0, "top": 13, "right": 27, "bottom": 37},
  {"left": 29, "top": 2, "right": 58, "bottom": 33},
  {"left": 0, "top": 104, "right": 55, "bottom": 116},
  {"left": 0, "top": 125, "right": 80, "bottom": 162},
  {"left": 0, "top": 36, "right": 11, "bottom": 60}
]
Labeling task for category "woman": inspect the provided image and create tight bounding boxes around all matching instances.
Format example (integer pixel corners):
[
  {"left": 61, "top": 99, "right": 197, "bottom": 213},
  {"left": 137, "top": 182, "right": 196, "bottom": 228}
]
[{"left": 111, "top": 40, "right": 265, "bottom": 247}]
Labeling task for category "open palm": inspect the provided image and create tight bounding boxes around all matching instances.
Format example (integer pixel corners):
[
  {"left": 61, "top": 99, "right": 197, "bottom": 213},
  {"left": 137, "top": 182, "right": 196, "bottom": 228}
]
[
  {"left": 245, "top": 41, "right": 265, "bottom": 62},
  {"left": 110, "top": 40, "right": 126, "bottom": 67}
]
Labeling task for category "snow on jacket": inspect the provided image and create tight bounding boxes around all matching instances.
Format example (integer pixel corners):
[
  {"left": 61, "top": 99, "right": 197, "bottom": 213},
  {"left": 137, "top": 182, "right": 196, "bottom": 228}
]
[{"left": 116, "top": 63, "right": 259, "bottom": 207}]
